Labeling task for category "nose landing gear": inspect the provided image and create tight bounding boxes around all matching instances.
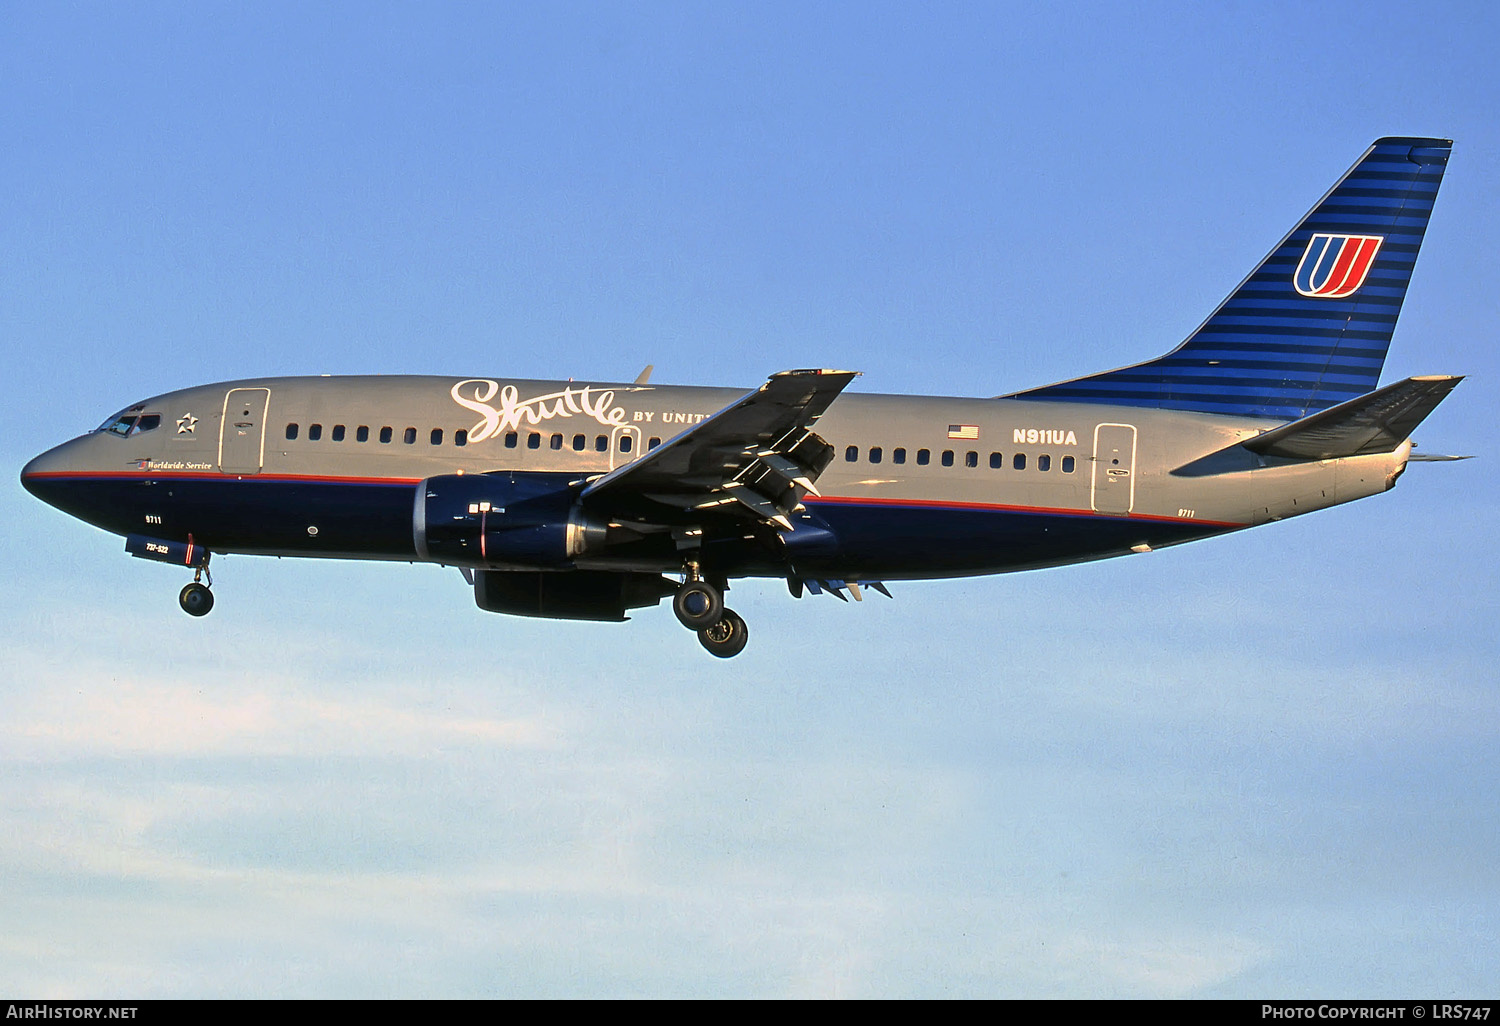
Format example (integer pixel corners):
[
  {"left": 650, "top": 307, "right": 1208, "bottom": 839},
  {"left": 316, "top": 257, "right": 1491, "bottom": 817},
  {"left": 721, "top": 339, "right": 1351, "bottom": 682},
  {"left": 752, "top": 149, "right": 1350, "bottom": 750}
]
[
  {"left": 126, "top": 534, "right": 216, "bottom": 616},
  {"left": 179, "top": 582, "right": 214, "bottom": 616},
  {"left": 178, "top": 565, "right": 214, "bottom": 617}
]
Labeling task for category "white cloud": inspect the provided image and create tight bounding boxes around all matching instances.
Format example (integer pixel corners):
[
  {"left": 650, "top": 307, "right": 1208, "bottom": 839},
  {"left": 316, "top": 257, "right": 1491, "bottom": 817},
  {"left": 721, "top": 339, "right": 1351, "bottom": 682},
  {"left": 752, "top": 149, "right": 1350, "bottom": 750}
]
[{"left": 12, "top": 679, "right": 555, "bottom": 758}]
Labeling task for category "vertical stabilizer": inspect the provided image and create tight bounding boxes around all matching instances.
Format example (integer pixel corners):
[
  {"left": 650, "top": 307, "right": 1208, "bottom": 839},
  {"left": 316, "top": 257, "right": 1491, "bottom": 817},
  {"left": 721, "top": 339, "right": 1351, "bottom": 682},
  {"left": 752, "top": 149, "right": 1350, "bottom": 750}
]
[{"left": 1006, "top": 138, "right": 1451, "bottom": 420}]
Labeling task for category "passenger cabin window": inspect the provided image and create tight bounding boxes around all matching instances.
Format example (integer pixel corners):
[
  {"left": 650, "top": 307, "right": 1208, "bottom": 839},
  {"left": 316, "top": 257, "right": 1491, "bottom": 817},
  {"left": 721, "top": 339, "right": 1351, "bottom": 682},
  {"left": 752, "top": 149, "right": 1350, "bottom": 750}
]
[
  {"left": 430, "top": 428, "right": 443, "bottom": 445},
  {"left": 528, "top": 432, "right": 541, "bottom": 449},
  {"left": 648, "top": 437, "right": 661, "bottom": 450},
  {"left": 1038, "top": 454, "right": 1052, "bottom": 472},
  {"left": 917, "top": 449, "right": 930, "bottom": 466},
  {"left": 332, "top": 425, "right": 345, "bottom": 442},
  {"left": 619, "top": 435, "right": 633, "bottom": 453},
  {"left": 308, "top": 424, "right": 322, "bottom": 441},
  {"left": 965, "top": 451, "right": 978, "bottom": 468},
  {"left": 941, "top": 450, "right": 954, "bottom": 467},
  {"left": 594, "top": 435, "right": 608, "bottom": 453},
  {"left": 1062, "top": 455, "right": 1076, "bottom": 473},
  {"left": 845, "top": 446, "right": 858, "bottom": 463},
  {"left": 357, "top": 426, "right": 369, "bottom": 442},
  {"left": 893, "top": 447, "right": 906, "bottom": 464},
  {"left": 1013, "top": 453, "right": 1026, "bottom": 470},
  {"left": 550, "top": 433, "right": 563, "bottom": 450},
  {"left": 286, "top": 423, "right": 299, "bottom": 440},
  {"left": 380, "top": 426, "right": 393, "bottom": 443},
  {"left": 455, "top": 429, "right": 468, "bottom": 447},
  {"left": 869, "top": 446, "right": 882, "bottom": 464},
  {"left": 504, "top": 432, "right": 518, "bottom": 448},
  {"left": 403, "top": 427, "right": 417, "bottom": 444},
  {"left": 572, "top": 433, "right": 585, "bottom": 451},
  {"left": 989, "top": 452, "right": 1002, "bottom": 469}
]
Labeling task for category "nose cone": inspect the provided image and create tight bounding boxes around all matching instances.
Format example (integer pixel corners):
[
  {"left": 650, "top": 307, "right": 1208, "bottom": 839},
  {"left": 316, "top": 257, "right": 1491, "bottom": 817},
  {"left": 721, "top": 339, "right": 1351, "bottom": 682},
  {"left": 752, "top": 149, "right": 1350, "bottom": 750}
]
[
  {"left": 22, "top": 435, "right": 127, "bottom": 533},
  {"left": 21, "top": 442, "right": 77, "bottom": 508}
]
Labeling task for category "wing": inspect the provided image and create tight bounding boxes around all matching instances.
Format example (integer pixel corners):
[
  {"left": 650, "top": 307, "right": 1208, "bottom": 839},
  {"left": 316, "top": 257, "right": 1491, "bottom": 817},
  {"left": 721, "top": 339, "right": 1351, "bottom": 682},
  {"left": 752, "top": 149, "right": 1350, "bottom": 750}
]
[{"left": 581, "top": 368, "right": 858, "bottom": 530}]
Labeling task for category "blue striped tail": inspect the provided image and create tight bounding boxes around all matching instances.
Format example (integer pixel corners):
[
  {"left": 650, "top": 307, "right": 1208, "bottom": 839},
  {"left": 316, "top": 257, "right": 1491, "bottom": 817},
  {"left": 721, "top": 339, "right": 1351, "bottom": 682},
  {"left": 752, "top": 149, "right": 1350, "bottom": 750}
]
[{"left": 1006, "top": 137, "right": 1451, "bottom": 420}]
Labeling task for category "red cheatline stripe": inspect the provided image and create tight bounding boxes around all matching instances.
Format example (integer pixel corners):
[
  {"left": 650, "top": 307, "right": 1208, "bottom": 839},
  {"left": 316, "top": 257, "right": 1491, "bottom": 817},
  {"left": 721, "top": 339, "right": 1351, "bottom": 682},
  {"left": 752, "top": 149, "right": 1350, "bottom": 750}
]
[
  {"left": 808, "top": 494, "right": 1244, "bottom": 528},
  {"left": 22, "top": 470, "right": 423, "bottom": 485}
]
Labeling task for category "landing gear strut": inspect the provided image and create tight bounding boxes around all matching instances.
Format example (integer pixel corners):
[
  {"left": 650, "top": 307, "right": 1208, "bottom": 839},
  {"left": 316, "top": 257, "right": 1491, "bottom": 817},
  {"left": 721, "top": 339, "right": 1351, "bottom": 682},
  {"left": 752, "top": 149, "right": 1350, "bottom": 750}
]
[
  {"left": 178, "top": 566, "right": 214, "bottom": 617},
  {"left": 697, "top": 608, "right": 749, "bottom": 658}
]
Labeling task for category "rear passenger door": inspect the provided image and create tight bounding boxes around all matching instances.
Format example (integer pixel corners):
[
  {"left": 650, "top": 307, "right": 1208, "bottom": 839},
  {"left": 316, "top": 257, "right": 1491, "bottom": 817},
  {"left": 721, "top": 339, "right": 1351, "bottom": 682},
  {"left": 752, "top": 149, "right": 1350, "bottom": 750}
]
[{"left": 1091, "top": 423, "right": 1136, "bottom": 514}]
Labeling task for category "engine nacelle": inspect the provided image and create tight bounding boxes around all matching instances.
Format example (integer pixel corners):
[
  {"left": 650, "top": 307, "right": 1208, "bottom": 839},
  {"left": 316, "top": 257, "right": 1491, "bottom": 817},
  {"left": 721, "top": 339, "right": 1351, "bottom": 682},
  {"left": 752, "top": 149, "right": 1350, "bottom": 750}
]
[
  {"left": 415, "top": 473, "right": 608, "bottom": 568},
  {"left": 474, "top": 570, "right": 676, "bottom": 621}
]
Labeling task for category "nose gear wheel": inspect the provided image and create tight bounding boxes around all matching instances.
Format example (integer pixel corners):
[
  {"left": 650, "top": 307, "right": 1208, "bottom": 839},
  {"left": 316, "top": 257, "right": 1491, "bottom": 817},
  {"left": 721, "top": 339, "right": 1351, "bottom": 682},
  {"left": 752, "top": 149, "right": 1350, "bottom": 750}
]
[{"left": 179, "top": 582, "right": 214, "bottom": 616}]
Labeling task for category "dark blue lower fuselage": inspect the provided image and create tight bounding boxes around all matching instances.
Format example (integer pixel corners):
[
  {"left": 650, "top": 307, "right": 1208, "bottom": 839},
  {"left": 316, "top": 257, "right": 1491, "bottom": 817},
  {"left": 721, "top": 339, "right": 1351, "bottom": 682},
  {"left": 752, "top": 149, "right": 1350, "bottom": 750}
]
[{"left": 21, "top": 471, "right": 1234, "bottom": 579}]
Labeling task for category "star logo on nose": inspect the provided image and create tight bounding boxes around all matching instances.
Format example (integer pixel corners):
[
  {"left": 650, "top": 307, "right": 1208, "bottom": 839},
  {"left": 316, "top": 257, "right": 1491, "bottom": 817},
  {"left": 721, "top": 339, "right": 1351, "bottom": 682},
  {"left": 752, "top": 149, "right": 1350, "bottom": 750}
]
[{"left": 176, "top": 413, "right": 198, "bottom": 434}]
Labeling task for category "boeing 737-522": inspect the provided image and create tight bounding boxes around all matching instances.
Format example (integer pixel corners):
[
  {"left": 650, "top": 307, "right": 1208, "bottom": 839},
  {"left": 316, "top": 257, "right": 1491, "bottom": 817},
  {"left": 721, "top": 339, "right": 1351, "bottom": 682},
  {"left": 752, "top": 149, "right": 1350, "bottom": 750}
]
[{"left": 22, "top": 138, "right": 1464, "bottom": 657}]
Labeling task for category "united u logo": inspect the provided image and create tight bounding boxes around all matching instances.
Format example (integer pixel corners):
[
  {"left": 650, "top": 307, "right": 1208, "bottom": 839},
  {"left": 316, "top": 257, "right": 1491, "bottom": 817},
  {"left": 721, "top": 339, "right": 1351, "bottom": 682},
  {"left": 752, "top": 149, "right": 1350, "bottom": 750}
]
[{"left": 1293, "top": 233, "right": 1384, "bottom": 298}]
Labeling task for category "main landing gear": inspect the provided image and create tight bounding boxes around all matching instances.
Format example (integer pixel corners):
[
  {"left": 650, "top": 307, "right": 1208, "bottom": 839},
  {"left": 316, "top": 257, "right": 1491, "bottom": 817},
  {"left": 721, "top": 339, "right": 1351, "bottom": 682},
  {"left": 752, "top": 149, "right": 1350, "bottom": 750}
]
[
  {"left": 672, "top": 579, "right": 723, "bottom": 629},
  {"left": 697, "top": 608, "right": 748, "bottom": 659},
  {"left": 672, "top": 569, "right": 748, "bottom": 658},
  {"left": 178, "top": 567, "right": 214, "bottom": 617}
]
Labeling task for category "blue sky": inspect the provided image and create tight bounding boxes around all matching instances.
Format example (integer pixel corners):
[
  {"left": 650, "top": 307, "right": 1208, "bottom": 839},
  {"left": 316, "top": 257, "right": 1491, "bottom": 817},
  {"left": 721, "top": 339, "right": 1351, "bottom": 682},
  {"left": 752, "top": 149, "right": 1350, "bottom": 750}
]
[{"left": 2, "top": 0, "right": 1496, "bottom": 997}]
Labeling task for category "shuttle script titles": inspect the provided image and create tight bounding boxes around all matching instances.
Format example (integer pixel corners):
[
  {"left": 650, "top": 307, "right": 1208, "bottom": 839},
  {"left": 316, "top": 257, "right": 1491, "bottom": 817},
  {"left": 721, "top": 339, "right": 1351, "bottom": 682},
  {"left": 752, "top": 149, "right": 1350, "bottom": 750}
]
[{"left": 451, "top": 380, "right": 629, "bottom": 443}]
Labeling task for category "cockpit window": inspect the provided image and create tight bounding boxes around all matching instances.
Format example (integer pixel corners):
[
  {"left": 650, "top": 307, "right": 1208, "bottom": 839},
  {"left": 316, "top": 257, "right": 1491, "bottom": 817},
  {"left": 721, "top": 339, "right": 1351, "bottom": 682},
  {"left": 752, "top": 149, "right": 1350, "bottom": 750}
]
[{"left": 99, "top": 413, "right": 162, "bottom": 437}]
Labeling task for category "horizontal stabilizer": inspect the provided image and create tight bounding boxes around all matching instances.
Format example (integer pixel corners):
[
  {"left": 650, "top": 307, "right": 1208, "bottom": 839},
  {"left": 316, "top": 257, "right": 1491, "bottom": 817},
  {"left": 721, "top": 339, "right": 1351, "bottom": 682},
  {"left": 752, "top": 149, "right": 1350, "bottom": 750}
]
[{"left": 1243, "top": 375, "right": 1462, "bottom": 460}]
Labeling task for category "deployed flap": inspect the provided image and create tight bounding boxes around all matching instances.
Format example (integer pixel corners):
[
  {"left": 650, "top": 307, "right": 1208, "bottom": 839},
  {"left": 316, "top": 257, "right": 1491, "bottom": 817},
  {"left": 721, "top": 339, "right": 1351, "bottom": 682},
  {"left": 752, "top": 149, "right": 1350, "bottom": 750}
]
[
  {"left": 1243, "top": 375, "right": 1462, "bottom": 460},
  {"left": 581, "top": 368, "right": 858, "bottom": 529}
]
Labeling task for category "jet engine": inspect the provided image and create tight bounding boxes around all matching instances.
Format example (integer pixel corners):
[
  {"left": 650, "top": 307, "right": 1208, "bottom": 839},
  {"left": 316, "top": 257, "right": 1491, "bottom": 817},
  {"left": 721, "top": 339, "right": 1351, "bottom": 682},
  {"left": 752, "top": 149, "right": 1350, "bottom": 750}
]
[{"left": 415, "top": 473, "right": 609, "bottom": 568}]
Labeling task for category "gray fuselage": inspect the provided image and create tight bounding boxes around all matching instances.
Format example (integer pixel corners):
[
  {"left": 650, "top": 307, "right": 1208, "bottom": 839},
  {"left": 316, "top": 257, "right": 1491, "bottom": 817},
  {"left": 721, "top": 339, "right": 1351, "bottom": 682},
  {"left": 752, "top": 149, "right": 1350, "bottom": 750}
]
[{"left": 22, "top": 374, "right": 1410, "bottom": 581}]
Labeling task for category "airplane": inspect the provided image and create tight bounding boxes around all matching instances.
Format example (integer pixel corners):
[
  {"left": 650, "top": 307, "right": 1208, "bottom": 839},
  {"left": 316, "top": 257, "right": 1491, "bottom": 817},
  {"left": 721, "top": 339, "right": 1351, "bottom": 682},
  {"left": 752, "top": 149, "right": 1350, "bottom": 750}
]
[{"left": 21, "top": 137, "right": 1464, "bottom": 658}]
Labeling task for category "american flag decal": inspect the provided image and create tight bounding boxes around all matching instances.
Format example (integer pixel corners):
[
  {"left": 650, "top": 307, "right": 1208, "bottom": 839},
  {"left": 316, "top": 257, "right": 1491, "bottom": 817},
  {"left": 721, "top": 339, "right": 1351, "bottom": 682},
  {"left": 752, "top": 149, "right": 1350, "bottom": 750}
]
[{"left": 947, "top": 424, "right": 979, "bottom": 440}]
